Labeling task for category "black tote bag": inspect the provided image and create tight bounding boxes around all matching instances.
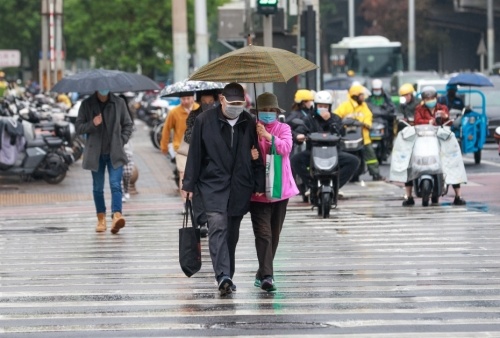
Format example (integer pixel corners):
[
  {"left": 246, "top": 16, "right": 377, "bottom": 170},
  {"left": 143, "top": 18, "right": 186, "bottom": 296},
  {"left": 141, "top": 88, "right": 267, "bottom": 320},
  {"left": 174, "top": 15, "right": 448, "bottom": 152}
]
[{"left": 179, "top": 198, "right": 202, "bottom": 277}]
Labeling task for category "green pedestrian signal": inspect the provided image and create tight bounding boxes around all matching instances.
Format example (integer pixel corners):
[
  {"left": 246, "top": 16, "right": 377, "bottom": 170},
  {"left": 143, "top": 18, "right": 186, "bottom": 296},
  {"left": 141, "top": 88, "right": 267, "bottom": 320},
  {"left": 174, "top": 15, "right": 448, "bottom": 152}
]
[{"left": 257, "top": 0, "right": 278, "bottom": 15}]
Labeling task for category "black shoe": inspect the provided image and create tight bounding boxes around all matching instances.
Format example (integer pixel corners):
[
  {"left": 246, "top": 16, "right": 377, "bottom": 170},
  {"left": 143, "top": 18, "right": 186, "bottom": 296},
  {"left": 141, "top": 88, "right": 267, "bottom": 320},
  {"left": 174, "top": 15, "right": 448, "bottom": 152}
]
[
  {"left": 231, "top": 284, "right": 237, "bottom": 292},
  {"left": 402, "top": 196, "right": 415, "bottom": 207},
  {"left": 218, "top": 275, "right": 233, "bottom": 296},
  {"left": 453, "top": 196, "right": 466, "bottom": 205},
  {"left": 372, "top": 175, "right": 385, "bottom": 182},
  {"left": 199, "top": 224, "right": 208, "bottom": 238},
  {"left": 260, "top": 276, "right": 276, "bottom": 292}
]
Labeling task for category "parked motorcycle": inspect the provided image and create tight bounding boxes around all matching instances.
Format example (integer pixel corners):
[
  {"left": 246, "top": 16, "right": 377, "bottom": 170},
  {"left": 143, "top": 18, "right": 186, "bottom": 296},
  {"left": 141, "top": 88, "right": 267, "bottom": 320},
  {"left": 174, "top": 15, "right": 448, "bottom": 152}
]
[{"left": 0, "top": 115, "right": 70, "bottom": 184}]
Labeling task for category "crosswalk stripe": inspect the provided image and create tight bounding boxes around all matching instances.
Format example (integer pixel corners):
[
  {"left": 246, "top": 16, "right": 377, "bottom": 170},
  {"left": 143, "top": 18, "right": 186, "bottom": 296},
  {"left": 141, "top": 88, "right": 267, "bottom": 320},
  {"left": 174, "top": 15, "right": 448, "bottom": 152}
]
[{"left": 2, "top": 192, "right": 500, "bottom": 336}]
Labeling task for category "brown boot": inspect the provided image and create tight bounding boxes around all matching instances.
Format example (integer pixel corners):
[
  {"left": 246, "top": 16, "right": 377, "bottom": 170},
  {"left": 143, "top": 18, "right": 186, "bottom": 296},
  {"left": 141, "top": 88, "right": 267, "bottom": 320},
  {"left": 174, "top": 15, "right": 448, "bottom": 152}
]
[
  {"left": 96, "top": 213, "right": 106, "bottom": 232},
  {"left": 111, "top": 212, "right": 126, "bottom": 234}
]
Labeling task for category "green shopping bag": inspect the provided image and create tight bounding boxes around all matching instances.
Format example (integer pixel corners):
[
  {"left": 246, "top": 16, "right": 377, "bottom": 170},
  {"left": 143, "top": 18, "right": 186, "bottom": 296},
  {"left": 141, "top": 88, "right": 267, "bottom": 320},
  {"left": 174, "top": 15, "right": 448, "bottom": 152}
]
[{"left": 265, "top": 136, "right": 282, "bottom": 199}]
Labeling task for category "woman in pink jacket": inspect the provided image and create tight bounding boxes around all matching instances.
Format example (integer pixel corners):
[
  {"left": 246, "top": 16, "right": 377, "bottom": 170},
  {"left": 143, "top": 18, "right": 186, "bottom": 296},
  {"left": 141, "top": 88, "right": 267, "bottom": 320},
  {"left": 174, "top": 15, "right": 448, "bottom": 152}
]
[{"left": 250, "top": 92, "right": 299, "bottom": 292}]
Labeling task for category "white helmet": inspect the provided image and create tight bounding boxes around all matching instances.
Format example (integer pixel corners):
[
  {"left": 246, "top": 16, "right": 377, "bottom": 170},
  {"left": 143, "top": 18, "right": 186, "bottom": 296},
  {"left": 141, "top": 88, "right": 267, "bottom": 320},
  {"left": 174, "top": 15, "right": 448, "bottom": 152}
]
[
  {"left": 314, "top": 90, "right": 333, "bottom": 105},
  {"left": 371, "top": 78, "right": 383, "bottom": 90}
]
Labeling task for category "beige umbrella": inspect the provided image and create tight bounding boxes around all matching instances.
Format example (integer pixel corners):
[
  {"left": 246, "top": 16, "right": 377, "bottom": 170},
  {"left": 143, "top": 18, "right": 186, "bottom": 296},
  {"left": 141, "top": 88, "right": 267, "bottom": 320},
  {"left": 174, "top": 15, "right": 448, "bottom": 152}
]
[{"left": 189, "top": 44, "right": 318, "bottom": 83}]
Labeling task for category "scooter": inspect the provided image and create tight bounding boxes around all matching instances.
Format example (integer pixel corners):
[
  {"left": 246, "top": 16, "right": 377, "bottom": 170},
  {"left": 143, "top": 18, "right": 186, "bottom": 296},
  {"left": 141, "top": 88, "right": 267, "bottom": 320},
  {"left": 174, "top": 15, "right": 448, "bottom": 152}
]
[
  {"left": 368, "top": 104, "right": 394, "bottom": 164},
  {"left": 0, "top": 115, "right": 69, "bottom": 184},
  {"left": 290, "top": 118, "right": 340, "bottom": 218},
  {"left": 408, "top": 124, "right": 446, "bottom": 207},
  {"left": 341, "top": 118, "right": 365, "bottom": 182}
]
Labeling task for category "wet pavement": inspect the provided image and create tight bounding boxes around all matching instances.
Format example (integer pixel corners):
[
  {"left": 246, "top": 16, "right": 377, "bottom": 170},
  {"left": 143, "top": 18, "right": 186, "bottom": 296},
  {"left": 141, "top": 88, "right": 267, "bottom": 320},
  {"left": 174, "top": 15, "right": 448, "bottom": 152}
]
[{"left": 1, "top": 121, "right": 500, "bottom": 337}]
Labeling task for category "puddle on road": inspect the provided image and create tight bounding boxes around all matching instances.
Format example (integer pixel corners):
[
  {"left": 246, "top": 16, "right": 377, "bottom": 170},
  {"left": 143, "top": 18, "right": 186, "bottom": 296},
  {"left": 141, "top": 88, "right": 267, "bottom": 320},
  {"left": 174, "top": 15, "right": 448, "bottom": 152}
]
[
  {"left": 441, "top": 201, "right": 489, "bottom": 213},
  {"left": 0, "top": 226, "right": 68, "bottom": 234}
]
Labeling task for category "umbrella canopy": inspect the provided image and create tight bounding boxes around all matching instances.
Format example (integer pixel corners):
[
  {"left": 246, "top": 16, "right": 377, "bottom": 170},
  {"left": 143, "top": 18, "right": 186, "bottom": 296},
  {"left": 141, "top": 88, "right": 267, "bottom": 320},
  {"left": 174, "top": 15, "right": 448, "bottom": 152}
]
[
  {"left": 50, "top": 69, "right": 161, "bottom": 93},
  {"left": 188, "top": 45, "right": 318, "bottom": 83},
  {"left": 160, "top": 80, "right": 225, "bottom": 97},
  {"left": 447, "top": 72, "right": 494, "bottom": 87}
]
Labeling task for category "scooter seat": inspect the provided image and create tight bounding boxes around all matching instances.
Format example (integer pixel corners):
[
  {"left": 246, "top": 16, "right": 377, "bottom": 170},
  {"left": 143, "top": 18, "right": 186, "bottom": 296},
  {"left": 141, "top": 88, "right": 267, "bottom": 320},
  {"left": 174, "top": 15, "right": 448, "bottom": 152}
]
[
  {"left": 43, "top": 137, "right": 63, "bottom": 147},
  {"left": 26, "top": 138, "right": 47, "bottom": 148}
]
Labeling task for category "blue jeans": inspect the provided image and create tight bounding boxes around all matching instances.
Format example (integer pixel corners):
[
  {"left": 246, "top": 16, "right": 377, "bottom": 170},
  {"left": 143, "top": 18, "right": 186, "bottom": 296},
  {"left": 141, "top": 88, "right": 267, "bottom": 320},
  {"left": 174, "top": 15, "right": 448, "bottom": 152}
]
[{"left": 92, "top": 154, "right": 123, "bottom": 215}]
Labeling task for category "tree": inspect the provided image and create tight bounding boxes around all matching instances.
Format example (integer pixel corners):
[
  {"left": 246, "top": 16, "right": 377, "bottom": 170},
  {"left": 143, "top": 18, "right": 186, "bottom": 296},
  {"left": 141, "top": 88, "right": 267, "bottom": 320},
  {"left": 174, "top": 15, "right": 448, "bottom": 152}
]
[
  {"left": 0, "top": 0, "right": 41, "bottom": 81},
  {"left": 359, "top": 0, "right": 450, "bottom": 66}
]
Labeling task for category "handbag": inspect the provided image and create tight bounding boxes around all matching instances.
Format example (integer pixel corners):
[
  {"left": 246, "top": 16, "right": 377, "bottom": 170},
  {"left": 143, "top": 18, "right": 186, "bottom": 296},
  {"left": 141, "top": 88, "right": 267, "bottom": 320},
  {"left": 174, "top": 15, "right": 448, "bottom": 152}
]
[
  {"left": 177, "top": 139, "right": 190, "bottom": 156},
  {"left": 265, "top": 136, "right": 283, "bottom": 200},
  {"left": 178, "top": 198, "right": 201, "bottom": 277}
]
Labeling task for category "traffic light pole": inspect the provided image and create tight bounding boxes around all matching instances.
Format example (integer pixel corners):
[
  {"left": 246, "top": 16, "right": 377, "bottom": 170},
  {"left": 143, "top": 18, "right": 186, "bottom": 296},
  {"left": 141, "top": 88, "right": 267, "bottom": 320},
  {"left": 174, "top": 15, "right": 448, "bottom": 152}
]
[{"left": 263, "top": 15, "right": 273, "bottom": 93}]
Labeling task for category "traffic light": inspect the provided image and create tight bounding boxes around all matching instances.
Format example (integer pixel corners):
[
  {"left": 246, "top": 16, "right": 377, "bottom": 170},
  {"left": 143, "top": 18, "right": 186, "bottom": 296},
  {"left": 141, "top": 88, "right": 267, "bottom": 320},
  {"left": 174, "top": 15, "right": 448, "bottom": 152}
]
[{"left": 257, "top": 0, "right": 278, "bottom": 15}]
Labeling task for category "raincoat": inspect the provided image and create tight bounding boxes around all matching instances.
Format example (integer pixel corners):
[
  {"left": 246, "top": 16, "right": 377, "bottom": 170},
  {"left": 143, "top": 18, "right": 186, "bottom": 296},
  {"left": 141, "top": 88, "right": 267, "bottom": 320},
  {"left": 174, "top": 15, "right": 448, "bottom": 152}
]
[{"left": 334, "top": 98, "right": 373, "bottom": 145}]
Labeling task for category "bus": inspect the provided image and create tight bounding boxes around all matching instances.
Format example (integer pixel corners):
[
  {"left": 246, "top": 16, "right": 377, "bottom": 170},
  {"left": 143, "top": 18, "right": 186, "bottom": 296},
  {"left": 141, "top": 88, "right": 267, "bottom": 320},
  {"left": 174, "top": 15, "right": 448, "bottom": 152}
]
[{"left": 330, "top": 35, "right": 403, "bottom": 78}]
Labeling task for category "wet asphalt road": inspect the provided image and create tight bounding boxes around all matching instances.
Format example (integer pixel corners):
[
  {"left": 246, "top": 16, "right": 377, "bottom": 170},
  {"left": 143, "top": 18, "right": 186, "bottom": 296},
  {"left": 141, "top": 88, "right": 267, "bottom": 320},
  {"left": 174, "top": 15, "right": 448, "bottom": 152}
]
[{"left": 1, "top": 122, "right": 500, "bottom": 337}]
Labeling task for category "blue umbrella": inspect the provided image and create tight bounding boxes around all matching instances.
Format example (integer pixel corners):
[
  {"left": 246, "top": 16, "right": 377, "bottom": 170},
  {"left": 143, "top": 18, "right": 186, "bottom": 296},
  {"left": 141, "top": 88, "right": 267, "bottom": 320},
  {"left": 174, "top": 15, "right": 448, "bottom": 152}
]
[{"left": 447, "top": 72, "right": 494, "bottom": 87}]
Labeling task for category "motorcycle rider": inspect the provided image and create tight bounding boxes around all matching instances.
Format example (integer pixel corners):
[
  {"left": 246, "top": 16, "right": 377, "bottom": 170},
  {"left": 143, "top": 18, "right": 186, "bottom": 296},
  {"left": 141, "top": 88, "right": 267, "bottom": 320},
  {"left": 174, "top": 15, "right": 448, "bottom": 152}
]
[
  {"left": 290, "top": 90, "right": 360, "bottom": 201},
  {"left": 286, "top": 89, "right": 315, "bottom": 144},
  {"left": 438, "top": 84, "right": 465, "bottom": 111},
  {"left": 334, "top": 84, "right": 384, "bottom": 181},
  {"left": 398, "top": 83, "right": 420, "bottom": 127},
  {"left": 404, "top": 86, "right": 466, "bottom": 206}
]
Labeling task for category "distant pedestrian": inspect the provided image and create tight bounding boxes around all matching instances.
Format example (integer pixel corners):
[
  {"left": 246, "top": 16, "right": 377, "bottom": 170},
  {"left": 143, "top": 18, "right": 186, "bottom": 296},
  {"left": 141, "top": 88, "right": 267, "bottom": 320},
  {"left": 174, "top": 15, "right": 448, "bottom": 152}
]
[
  {"left": 160, "top": 92, "right": 199, "bottom": 199},
  {"left": 119, "top": 94, "right": 135, "bottom": 203},
  {"left": 75, "top": 90, "right": 133, "bottom": 234},
  {"left": 181, "top": 82, "right": 265, "bottom": 296},
  {"left": 250, "top": 92, "right": 299, "bottom": 292}
]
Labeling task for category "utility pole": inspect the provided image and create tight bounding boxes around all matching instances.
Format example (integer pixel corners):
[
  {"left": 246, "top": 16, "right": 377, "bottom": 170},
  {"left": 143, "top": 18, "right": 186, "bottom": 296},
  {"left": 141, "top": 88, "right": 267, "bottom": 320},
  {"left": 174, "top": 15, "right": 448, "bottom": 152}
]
[
  {"left": 408, "top": 0, "right": 416, "bottom": 71},
  {"left": 40, "top": 0, "right": 63, "bottom": 93},
  {"left": 348, "top": 0, "right": 354, "bottom": 38},
  {"left": 194, "top": 0, "right": 209, "bottom": 69},
  {"left": 487, "top": 0, "right": 495, "bottom": 73},
  {"left": 263, "top": 14, "right": 273, "bottom": 93},
  {"left": 172, "top": 0, "right": 189, "bottom": 82}
]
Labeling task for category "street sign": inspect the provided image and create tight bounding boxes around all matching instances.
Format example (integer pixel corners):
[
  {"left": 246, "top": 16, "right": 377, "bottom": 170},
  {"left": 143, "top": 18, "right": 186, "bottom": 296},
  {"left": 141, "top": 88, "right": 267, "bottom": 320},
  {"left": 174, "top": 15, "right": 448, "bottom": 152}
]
[{"left": 0, "top": 50, "right": 21, "bottom": 68}]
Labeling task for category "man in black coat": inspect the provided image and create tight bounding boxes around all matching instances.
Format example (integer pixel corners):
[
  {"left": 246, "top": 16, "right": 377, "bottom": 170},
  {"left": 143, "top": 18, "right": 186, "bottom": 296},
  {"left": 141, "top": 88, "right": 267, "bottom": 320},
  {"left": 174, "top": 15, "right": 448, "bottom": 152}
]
[{"left": 182, "top": 82, "right": 265, "bottom": 295}]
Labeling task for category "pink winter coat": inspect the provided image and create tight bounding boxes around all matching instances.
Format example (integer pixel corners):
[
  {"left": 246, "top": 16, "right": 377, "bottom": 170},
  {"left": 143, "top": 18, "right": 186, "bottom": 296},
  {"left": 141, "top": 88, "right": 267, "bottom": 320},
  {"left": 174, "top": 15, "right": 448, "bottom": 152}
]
[{"left": 251, "top": 120, "right": 299, "bottom": 203}]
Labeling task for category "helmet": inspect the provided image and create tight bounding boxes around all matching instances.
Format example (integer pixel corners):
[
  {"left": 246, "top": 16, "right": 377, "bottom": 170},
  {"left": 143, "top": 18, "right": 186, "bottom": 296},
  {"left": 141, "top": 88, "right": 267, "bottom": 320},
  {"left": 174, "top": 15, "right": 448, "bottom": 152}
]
[
  {"left": 399, "top": 83, "right": 415, "bottom": 96},
  {"left": 349, "top": 84, "right": 366, "bottom": 97},
  {"left": 314, "top": 90, "right": 333, "bottom": 105},
  {"left": 421, "top": 86, "right": 437, "bottom": 99},
  {"left": 294, "top": 89, "right": 314, "bottom": 103},
  {"left": 371, "top": 79, "right": 383, "bottom": 90},
  {"left": 494, "top": 126, "right": 500, "bottom": 141}
]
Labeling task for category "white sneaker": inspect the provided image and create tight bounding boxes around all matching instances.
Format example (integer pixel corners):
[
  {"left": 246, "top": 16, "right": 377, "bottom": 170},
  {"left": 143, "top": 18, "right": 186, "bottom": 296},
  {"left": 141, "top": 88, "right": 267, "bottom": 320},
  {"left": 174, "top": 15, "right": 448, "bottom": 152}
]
[
  {"left": 304, "top": 189, "right": 311, "bottom": 196},
  {"left": 124, "top": 193, "right": 130, "bottom": 199},
  {"left": 122, "top": 197, "right": 127, "bottom": 203}
]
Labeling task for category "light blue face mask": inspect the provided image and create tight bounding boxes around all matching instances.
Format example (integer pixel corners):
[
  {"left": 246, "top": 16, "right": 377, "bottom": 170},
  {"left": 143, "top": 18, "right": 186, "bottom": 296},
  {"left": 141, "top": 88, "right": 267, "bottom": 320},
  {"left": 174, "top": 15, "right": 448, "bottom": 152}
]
[
  {"left": 258, "top": 111, "right": 277, "bottom": 124},
  {"left": 425, "top": 99, "right": 437, "bottom": 109},
  {"left": 98, "top": 90, "right": 110, "bottom": 96}
]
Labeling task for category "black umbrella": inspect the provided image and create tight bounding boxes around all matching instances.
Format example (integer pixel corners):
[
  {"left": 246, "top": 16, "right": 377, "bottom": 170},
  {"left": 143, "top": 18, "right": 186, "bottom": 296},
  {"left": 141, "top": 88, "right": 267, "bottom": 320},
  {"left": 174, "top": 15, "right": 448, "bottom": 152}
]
[{"left": 50, "top": 69, "right": 161, "bottom": 93}]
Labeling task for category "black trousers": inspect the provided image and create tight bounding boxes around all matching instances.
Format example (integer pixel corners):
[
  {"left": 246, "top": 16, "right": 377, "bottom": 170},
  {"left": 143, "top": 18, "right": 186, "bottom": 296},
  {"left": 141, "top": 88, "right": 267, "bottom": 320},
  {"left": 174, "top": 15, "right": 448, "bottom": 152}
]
[{"left": 249, "top": 199, "right": 289, "bottom": 280}]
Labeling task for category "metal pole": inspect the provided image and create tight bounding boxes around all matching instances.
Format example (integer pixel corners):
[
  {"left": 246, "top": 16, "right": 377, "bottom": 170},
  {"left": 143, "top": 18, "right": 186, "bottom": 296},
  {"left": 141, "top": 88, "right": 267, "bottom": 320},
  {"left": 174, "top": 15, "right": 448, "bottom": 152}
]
[
  {"left": 408, "top": 0, "right": 416, "bottom": 71},
  {"left": 348, "top": 0, "right": 354, "bottom": 37},
  {"left": 312, "top": 0, "right": 320, "bottom": 90},
  {"left": 194, "top": 0, "right": 209, "bottom": 68},
  {"left": 263, "top": 15, "right": 273, "bottom": 93},
  {"left": 172, "top": 0, "right": 189, "bottom": 82},
  {"left": 41, "top": 0, "right": 49, "bottom": 91},
  {"left": 487, "top": 0, "right": 495, "bottom": 73}
]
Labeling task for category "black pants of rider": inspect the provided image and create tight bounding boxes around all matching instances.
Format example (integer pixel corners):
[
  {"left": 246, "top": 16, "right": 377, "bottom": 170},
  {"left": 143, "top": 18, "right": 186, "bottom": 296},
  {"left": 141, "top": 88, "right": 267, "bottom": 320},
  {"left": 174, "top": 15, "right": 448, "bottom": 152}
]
[
  {"left": 405, "top": 181, "right": 461, "bottom": 189},
  {"left": 291, "top": 150, "right": 360, "bottom": 191},
  {"left": 363, "top": 144, "right": 380, "bottom": 178}
]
